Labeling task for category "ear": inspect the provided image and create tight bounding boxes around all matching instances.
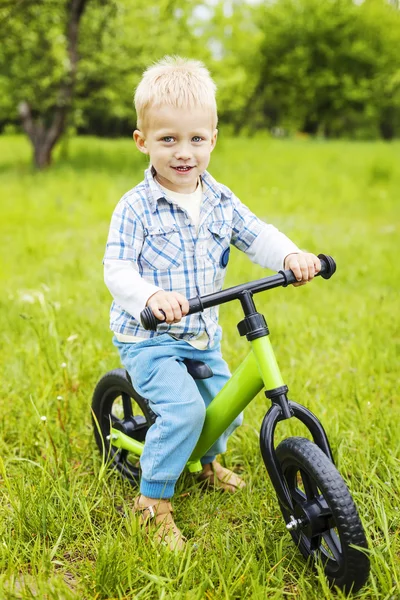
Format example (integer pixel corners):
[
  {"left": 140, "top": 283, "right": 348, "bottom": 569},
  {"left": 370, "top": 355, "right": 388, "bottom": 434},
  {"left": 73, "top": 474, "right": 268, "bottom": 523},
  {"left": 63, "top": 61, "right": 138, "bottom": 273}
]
[
  {"left": 133, "top": 130, "right": 148, "bottom": 154},
  {"left": 210, "top": 129, "right": 218, "bottom": 152}
]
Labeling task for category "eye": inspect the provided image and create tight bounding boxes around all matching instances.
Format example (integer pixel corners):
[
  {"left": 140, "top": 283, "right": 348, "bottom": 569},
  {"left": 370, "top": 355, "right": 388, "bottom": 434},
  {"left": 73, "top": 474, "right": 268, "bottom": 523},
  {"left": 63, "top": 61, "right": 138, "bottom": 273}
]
[
  {"left": 192, "top": 136, "right": 203, "bottom": 143},
  {"left": 161, "top": 136, "right": 174, "bottom": 143}
]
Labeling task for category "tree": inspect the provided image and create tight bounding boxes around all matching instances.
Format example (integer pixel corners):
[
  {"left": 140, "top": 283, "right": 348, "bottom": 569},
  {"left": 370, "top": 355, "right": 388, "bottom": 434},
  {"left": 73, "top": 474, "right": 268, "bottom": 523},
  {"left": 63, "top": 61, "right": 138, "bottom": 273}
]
[
  {"left": 194, "top": 0, "right": 264, "bottom": 133},
  {"left": 0, "top": 0, "right": 210, "bottom": 164},
  {"left": 0, "top": 0, "right": 90, "bottom": 168},
  {"left": 245, "top": 0, "right": 400, "bottom": 137},
  {"left": 75, "top": 0, "right": 210, "bottom": 136},
  {"left": 361, "top": 0, "right": 400, "bottom": 139}
]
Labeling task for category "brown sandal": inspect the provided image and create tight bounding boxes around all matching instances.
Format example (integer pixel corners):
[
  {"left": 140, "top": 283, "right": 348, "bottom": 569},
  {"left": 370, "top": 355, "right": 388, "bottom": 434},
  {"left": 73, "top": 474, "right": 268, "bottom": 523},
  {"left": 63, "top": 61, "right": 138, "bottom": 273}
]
[
  {"left": 197, "top": 460, "right": 246, "bottom": 493},
  {"left": 132, "top": 496, "right": 186, "bottom": 551}
]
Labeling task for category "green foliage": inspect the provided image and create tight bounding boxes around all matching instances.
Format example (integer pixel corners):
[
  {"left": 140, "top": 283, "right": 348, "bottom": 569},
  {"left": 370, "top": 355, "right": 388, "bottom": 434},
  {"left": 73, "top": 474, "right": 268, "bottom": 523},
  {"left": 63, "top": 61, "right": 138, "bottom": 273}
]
[
  {"left": 76, "top": 0, "right": 211, "bottom": 135},
  {"left": 197, "top": 1, "right": 265, "bottom": 132},
  {"left": 0, "top": 0, "right": 400, "bottom": 141},
  {"left": 0, "top": 0, "right": 69, "bottom": 122},
  {"left": 0, "top": 0, "right": 210, "bottom": 135},
  {"left": 0, "top": 135, "right": 399, "bottom": 597},
  {"left": 243, "top": 0, "right": 400, "bottom": 137}
]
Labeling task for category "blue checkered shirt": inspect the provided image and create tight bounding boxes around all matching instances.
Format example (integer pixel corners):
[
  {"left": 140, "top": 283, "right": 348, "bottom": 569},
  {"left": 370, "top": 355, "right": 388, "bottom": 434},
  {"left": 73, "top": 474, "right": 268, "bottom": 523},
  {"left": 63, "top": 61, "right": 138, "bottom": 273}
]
[{"left": 105, "top": 167, "right": 276, "bottom": 346}]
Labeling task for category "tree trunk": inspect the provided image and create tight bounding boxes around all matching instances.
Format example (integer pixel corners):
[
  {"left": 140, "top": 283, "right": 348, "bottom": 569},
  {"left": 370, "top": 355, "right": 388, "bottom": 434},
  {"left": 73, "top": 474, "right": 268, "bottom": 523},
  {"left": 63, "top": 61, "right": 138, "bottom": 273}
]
[
  {"left": 18, "top": 0, "right": 89, "bottom": 169},
  {"left": 379, "top": 106, "right": 395, "bottom": 140},
  {"left": 34, "top": 140, "right": 54, "bottom": 169},
  {"left": 301, "top": 117, "right": 319, "bottom": 135}
]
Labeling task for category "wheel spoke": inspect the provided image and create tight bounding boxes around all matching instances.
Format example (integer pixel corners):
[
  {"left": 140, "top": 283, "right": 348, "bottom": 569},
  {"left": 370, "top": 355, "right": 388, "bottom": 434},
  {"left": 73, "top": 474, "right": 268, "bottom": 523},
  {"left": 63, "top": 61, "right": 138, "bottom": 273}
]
[
  {"left": 121, "top": 392, "right": 133, "bottom": 418},
  {"left": 292, "top": 487, "right": 307, "bottom": 505},
  {"left": 309, "top": 534, "right": 322, "bottom": 553},
  {"left": 286, "top": 467, "right": 308, "bottom": 505},
  {"left": 321, "top": 529, "right": 342, "bottom": 563},
  {"left": 300, "top": 469, "right": 320, "bottom": 500},
  {"left": 115, "top": 448, "right": 129, "bottom": 464},
  {"left": 102, "top": 412, "right": 118, "bottom": 429}
]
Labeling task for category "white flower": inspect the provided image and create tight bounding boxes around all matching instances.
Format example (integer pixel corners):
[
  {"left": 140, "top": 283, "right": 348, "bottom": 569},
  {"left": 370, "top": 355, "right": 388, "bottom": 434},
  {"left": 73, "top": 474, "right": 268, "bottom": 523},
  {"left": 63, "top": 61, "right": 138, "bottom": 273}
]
[
  {"left": 67, "top": 334, "right": 79, "bottom": 342},
  {"left": 20, "top": 294, "right": 35, "bottom": 304}
]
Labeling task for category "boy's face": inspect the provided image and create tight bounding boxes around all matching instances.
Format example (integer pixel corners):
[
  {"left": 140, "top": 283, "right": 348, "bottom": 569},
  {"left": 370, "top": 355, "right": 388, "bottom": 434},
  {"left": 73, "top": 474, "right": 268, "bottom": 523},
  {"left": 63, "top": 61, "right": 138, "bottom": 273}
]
[{"left": 134, "top": 105, "right": 217, "bottom": 194}]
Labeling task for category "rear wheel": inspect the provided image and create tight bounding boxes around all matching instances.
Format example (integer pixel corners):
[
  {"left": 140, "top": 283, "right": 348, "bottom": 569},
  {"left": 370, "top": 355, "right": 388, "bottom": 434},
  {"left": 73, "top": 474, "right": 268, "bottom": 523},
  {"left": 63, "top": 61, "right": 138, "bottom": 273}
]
[
  {"left": 276, "top": 437, "right": 369, "bottom": 593},
  {"left": 91, "top": 369, "right": 155, "bottom": 485}
]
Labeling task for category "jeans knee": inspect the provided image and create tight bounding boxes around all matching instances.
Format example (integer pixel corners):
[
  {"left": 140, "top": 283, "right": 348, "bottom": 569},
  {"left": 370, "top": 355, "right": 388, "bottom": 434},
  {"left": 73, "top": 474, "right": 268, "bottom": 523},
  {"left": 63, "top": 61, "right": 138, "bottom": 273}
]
[{"left": 187, "top": 398, "right": 206, "bottom": 435}]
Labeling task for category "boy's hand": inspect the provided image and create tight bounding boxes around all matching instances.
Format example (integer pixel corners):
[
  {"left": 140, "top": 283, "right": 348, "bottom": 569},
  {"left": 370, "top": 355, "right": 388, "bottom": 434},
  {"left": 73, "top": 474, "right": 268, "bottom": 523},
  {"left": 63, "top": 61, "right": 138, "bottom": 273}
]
[
  {"left": 146, "top": 290, "right": 189, "bottom": 324},
  {"left": 284, "top": 252, "right": 321, "bottom": 286}
]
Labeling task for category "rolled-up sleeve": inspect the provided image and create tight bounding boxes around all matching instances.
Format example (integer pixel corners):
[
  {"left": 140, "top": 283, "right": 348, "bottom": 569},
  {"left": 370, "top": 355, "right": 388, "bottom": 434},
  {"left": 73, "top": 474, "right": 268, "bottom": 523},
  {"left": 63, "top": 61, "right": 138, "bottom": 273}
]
[{"left": 230, "top": 193, "right": 300, "bottom": 272}]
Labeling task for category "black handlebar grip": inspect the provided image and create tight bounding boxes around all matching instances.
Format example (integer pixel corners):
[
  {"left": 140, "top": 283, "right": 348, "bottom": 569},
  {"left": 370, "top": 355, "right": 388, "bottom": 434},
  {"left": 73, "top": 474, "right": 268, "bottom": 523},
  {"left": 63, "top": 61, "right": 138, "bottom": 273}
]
[
  {"left": 140, "top": 306, "right": 165, "bottom": 331},
  {"left": 140, "top": 295, "right": 204, "bottom": 331},
  {"left": 279, "top": 269, "right": 297, "bottom": 286},
  {"left": 318, "top": 254, "right": 336, "bottom": 279},
  {"left": 279, "top": 253, "right": 336, "bottom": 286}
]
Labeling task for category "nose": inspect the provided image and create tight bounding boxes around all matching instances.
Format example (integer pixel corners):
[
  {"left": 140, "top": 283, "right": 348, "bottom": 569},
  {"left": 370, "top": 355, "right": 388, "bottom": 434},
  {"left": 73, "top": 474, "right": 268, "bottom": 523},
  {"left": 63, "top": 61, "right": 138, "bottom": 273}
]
[{"left": 174, "top": 142, "right": 192, "bottom": 161}]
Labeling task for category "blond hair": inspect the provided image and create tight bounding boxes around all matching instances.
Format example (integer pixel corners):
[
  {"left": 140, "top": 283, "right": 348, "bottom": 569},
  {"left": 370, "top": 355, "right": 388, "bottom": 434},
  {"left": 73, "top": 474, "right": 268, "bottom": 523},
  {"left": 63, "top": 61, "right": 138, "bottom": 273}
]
[{"left": 134, "top": 56, "right": 218, "bottom": 130}]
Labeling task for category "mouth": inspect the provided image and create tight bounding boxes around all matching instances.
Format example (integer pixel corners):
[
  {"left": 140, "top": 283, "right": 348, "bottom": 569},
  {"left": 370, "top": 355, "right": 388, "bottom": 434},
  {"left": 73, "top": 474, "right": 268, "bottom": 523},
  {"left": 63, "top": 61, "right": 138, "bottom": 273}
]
[{"left": 172, "top": 166, "right": 194, "bottom": 173}]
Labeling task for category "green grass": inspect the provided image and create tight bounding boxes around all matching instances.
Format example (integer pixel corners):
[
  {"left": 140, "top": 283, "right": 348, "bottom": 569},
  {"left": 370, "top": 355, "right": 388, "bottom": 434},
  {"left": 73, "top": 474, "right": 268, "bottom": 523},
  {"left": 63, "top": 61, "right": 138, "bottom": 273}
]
[{"left": 0, "top": 134, "right": 399, "bottom": 599}]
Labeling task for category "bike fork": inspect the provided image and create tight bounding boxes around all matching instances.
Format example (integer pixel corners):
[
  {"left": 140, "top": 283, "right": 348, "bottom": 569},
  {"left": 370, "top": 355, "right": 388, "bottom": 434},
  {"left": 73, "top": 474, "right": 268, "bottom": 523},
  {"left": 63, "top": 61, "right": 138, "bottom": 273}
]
[
  {"left": 259, "top": 395, "right": 335, "bottom": 513},
  {"left": 237, "top": 292, "right": 335, "bottom": 514}
]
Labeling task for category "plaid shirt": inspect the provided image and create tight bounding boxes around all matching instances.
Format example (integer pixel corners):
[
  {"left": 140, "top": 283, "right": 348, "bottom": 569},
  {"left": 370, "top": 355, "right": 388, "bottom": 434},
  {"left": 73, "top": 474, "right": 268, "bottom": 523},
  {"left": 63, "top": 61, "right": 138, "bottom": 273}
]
[{"left": 104, "top": 167, "right": 270, "bottom": 346}]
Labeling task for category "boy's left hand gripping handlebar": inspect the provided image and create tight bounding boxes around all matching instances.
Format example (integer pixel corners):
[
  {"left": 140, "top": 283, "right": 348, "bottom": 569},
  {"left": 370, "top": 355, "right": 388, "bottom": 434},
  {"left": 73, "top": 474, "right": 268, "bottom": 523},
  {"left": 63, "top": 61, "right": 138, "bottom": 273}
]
[{"left": 140, "top": 253, "right": 336, "bottom": 331}]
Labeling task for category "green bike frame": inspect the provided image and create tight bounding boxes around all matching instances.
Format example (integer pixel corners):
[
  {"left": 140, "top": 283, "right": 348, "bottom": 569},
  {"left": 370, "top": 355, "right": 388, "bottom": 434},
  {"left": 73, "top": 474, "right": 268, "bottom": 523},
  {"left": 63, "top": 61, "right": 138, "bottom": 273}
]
[
  {"left": 109, "top": 335, "right": 285, "bottom": 473},
  {"left": 108, "top": 255, "right": 337, "bottom": 510}
]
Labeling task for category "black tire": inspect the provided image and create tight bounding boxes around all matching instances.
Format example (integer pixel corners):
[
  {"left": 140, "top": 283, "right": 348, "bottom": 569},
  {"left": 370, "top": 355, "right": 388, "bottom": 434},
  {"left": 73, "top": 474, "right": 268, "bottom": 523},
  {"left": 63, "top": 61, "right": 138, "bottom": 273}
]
[
  {"left": 276, "top": 437, "right": 369, "bottom": 593},
  {"left": 91, "top": 369, "right": 155, "bottom": 485}
]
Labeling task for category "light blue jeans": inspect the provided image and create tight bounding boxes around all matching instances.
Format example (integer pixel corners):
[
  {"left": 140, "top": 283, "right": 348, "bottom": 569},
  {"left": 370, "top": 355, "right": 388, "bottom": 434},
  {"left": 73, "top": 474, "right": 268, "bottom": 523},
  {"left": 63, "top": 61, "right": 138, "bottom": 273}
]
[{"left": 114, "top": 330, "right": 243, "bottom": 499}]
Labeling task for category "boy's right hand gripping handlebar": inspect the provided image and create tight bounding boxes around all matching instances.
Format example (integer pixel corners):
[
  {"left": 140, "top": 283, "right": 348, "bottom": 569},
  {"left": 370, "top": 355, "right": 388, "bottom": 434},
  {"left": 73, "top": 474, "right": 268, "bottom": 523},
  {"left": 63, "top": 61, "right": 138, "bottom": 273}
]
[{"left": 140, "top": 253, "right": 336, "bottom": 331}]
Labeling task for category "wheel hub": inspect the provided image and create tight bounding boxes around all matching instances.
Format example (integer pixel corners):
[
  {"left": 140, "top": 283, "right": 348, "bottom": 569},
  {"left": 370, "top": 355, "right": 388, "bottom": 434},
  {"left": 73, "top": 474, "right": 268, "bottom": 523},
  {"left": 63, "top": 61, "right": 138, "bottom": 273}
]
[
  {"left": 112, "top": 416, "right": 148, "bottom": 442},
  {"left": 294, "top": 497, "right": 332, "bottom": 537}
]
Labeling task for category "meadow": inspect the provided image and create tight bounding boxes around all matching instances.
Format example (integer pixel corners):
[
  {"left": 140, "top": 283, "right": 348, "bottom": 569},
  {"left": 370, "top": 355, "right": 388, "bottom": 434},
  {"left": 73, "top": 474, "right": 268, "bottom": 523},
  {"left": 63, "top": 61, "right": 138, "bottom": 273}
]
[{"left": 0, "top": 134, "right": 399, "bottom": 599}]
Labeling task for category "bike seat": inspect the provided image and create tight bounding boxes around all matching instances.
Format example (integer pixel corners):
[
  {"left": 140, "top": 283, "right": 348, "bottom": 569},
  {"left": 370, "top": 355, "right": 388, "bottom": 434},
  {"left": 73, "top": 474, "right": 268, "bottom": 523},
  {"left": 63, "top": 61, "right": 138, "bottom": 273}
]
[{"left": 183, "top": 358, "right": 213, "bottom": 380}]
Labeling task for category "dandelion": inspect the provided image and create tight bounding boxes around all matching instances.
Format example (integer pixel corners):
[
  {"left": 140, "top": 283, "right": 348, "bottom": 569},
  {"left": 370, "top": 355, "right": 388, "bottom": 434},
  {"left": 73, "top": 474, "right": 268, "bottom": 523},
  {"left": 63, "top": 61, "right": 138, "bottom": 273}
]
[
  {"left": 20, "top": 293, "right": 35, "bottom": 304},
  {"left": 61, "top": 362, "right": 67, "bottom": 368},
  {"left": 57, "top": 395, "right": 63, "bottom": 400},
  {"left": 67, "top": 334, "right": 79, "bottom": 342},
  {"left": 40, "top": 416, "right": 47, "bottom": 422}
]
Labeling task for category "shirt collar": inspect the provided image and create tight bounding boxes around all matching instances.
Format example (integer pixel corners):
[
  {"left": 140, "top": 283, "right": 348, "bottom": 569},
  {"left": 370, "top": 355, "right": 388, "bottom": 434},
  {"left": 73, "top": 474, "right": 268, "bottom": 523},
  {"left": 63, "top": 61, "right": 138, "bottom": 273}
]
[{"left": 144, "top": 166, "right": 231, "bottom": 213}]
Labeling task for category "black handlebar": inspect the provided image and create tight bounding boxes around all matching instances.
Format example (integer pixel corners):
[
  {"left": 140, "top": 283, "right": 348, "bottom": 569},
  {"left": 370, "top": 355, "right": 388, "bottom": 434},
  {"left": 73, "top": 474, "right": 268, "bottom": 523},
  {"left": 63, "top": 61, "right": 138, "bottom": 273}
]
[{"left": 140, "top": 253, "right": 336, "bottom": 331}]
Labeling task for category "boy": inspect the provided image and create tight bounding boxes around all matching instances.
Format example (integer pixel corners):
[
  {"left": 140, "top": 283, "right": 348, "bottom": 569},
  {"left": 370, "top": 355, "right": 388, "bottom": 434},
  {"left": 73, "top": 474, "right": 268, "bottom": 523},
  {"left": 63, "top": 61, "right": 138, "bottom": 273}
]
[{"left": 104, "top": 56, "right": 320, "bottom": 550}]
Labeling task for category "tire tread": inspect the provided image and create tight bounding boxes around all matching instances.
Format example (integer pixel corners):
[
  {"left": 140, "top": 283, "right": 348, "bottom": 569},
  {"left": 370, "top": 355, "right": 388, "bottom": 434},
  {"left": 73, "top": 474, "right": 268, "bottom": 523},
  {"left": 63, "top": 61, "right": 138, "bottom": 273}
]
[{"left": 276, "top": 436, "right": 369, "bottom": 593}]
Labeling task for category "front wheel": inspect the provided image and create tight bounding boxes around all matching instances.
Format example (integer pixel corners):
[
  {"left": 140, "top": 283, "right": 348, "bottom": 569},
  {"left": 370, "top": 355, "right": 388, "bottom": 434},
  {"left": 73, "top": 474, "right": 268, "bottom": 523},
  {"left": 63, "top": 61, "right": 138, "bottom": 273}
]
[{"left": 275, "top": 437, "right": 369, "bottom": 593}]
